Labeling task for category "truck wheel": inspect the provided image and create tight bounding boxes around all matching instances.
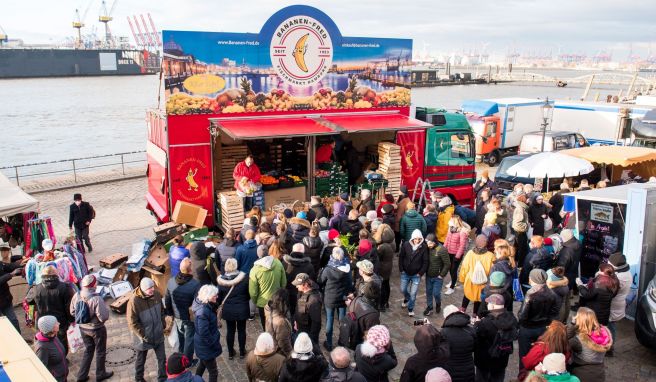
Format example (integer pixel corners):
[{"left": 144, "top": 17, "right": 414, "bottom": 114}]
[{"left": 487, "top": 151, "right": 500, "bottom": 167}]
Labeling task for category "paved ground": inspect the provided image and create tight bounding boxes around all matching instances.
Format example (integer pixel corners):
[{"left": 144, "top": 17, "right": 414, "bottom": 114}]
[{"left": 10, "top": 174, "right": 656, "bottom": 382}]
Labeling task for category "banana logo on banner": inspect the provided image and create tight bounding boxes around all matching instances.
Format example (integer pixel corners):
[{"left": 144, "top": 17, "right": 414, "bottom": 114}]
[{"left": 270, "top": 15, "right": 333, "bottom": 87}]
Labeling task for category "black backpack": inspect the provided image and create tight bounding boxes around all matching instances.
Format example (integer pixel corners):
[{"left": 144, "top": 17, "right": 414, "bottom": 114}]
[
  {"left": 488, "top": 327, "right": 518, "bottom": 358},
  {"left": 338, "top": 297, "right": 377, "bottom": 350}
]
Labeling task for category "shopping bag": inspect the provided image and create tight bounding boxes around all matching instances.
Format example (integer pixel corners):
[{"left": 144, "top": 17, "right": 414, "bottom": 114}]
[
  {"left": 512, "top": 277, "right": 525, "bottom": 302},
  {"left": 67, "top": 324, "right": 85, "bottom": 354},
  {"left": 544, "top": 217, "right": 553, "bottom": 232},
  {"left": 167, "top": 326, "right": 179, "bottom": 349}
]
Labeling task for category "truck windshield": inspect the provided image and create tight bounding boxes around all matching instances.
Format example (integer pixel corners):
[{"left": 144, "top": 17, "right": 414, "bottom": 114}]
[
  {"left": 451, "top": 134, "right": 472, "bottom": 159},
  {"left": 468, "top": 119, "right": 485, "bottom": 136},
  {"left": 497, "top": 157, "right": 522, "bottom": 176}
]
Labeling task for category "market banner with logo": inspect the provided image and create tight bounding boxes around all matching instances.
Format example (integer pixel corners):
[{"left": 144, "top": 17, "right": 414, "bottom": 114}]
[
  {"left": 397, "top": 130, "right": 426, "bottom": 195},
  {"left": 169, "top": 145, "right": 214, "bottom": 220},
  {"left": 162, "top": 5, "right": 412, "bottom": 116}
]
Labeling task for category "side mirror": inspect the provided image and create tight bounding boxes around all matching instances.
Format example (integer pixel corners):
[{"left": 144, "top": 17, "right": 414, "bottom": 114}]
[{"left": 481, "top": 136, "right": 488, "bottom": 143}]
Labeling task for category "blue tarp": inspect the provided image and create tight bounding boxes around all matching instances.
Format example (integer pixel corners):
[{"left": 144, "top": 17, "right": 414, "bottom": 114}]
[{"left": 461, "top": 100, "right": 499, "bottom": 116}]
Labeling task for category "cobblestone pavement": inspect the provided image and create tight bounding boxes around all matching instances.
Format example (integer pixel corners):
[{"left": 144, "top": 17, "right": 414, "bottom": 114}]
[{"left": 11, "top": 175, "right": 656, "bottom": 381}]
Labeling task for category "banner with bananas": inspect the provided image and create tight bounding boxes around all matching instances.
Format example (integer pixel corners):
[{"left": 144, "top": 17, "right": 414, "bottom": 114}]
[{"left": 162, "top": 5, "right": 412, "bottom": 116}]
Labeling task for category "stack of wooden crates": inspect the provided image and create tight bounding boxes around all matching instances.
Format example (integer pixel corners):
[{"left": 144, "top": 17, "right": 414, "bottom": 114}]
[
  {"left": 377, "top": 142, "right": 402, "bottom": 197},
  {"left": 218, "top": 191, "right": 244, "bottom": 232},
  {"left": 219, "top": 145, "right": 249, "bottom": 191}
]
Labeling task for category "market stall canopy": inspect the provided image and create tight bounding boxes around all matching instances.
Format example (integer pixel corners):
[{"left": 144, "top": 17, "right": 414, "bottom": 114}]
[
  {"left": 321, "top": 113, "right": 432, "bottom": 133},
  {"left": 213, "top": 117, "right": 335, "bottom": 140},
  {"left": 506, "top": 151, "right": 594, "bottom": 178},
  {"left": 0, "top": 172, "right": 39, "bottom": 216},
  {"left": 461, "top": 100, "right": 499, "bottom": 116},
  {"left": 560, "top": 146, "right": 656, "bottom": 167}
]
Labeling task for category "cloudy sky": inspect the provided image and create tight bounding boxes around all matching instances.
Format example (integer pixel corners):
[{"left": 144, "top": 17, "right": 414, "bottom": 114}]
[{"left": 3, "top": 0, "right": 654, "bottom": 60}]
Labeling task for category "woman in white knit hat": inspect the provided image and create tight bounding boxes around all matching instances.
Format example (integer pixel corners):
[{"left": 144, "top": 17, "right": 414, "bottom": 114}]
[
  {"left": 245, "top": 332, "right": 285, "bottom": 382},
  {"left": 279, "top": 332, "right": 328, "bottom": 382},
  {"left": 34, "top": 315, "right": 68, "bottom": 382}
]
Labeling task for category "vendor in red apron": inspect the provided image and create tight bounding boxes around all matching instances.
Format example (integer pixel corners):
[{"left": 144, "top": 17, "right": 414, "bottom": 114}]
[
  {"left": 316, "top": 140, "right": 336, "bottom": 164},
  {"left": 233, "top": 154, "right": 261, "bottom": 212}
]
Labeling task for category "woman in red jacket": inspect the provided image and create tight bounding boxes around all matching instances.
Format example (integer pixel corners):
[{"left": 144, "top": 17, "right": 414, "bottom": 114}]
[
  {"left": 519, "top": 320, "right": 571, "bottom": 381},
  {"left": 233, "top": 154, "right": 261, "bottom": 212},
  {"left": 443, "top": 215, "right": 470, "bottom": 294}
]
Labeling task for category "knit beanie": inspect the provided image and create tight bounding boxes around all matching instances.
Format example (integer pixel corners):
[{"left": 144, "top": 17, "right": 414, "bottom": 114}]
[
  {"left": 366, "top": 210, "right": 378, "bottom": 222},
  {"left": 425, "top": 367, "right": 452, "bottom": 382},
  {"left": 296, "top": 211, "right": 307, "bottom": 220},
  {"left": 166, "top": 353, "right": 189, "bottom": 376},
  {"left": 293, "top": 332, "right": 313, "bottom": 355},
  {"left": 529, "top": 269, "right": 548, "bottom": 285},
  {"left": 38, "top": 315, "right": 58, "bottom": 334},
  {"left": 489, "top": 271, "right": 506, "bottom": 287},
  {"left": 328, "top": 229, "right": 340, "bottom": 241},
  {"left": 283, "top": 209, "right": 294, "bottom": 219},
  {"left": 366, "top": 325, "right": 390, "bottom": 354},
  {"left": 358, "top": 239, "right": 372, "bottom": 255},
  {"left": 81, "top": 274, "right": 97, "bottom": 288},
  {"left": 381, "top": 204, "right": 394, "bottom": 214},
  {"left": 443, "top": 304, "right": 459, "bottom": 319},
  {"left": 140, "top": 277, "right": 155, "bottom": 291},
  {"left": 254, "top": 332, "right": 276, "bottom": 356}
]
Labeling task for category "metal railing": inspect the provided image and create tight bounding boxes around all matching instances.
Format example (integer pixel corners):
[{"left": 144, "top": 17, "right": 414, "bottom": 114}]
[{"left": 1, "top": 151, "right": 147, "bottom": 186}]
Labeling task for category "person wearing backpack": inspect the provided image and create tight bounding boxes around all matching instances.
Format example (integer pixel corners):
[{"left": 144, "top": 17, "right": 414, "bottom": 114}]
[
  {"left": 339, "top": 283, "right": 380, "bottom": 350},
  {"left": 69, "top": 275, "right": 113, "bottom": 381},
  {"left": 68, "top": 193, "right": 94, "bottom": 253},
  {"left": 474, "top": 294, "right": 518, "bottom": 382},
  {"left": 458, "top": 235, "right": 495, "bottom": 316}
]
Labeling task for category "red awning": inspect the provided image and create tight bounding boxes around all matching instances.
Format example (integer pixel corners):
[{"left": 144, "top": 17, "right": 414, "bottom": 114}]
[
  {"left": 215, "top": 117, "right": 335, "bottom": 140},
  {"left": 322, "top": 113, "right": 432, "bottom": 133}
]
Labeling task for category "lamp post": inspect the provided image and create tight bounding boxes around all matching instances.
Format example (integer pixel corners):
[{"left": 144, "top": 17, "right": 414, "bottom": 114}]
[{"left": 540, "top": 97, "right": 553, "bottom": 152}]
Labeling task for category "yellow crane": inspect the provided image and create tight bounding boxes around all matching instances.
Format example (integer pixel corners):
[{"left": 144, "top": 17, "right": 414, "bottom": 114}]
[
  {"left": 72, "top": 1, "right": 94, "bottom": 49},
  {"left": 99, "top": 0, "right": 118, "bottom": 47}
]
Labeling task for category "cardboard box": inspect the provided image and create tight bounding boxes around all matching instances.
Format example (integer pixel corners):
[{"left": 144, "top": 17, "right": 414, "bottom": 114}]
[
  {"left": 153, "top": 222, "right": 186, "bottom": 243},
  {"left": 172, "top": 201, "right": 208, "bottom": 228},
  {"left": 99, "top": 253, "right": 128, "bottom": 269},
  {"left": 144, "top": 244, "right": 169, "bottom": 273},
  {"left": 264, "top": 186, "right": 307, "bottom": 210}
]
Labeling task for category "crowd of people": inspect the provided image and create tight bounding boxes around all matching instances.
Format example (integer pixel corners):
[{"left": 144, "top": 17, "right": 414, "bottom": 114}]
[{"left": 0, "top": 172, "right": 633, "bottom": 382}]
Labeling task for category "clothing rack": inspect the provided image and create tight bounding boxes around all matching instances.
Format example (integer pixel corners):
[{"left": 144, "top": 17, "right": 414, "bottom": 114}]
[{"left": 25, "top": 215, "right": 56, "bottom": 256}]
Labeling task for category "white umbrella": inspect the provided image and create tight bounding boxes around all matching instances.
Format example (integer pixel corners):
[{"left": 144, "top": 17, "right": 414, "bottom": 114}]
[{"left": 506, "top": 151, "right": 594, "bottom": 183}]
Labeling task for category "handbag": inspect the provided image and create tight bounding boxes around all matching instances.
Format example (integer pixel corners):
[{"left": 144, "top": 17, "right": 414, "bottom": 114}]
[
  {"left": 216, "top": 284, "right": 235, "bottom": 329},
  {"left": 67, "top": 324, "right": 85, "bottom": 354}
]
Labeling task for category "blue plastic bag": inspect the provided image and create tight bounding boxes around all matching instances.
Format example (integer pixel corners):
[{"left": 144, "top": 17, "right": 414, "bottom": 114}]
[{"left": 512, "top": 277, "right": 524, "bottom": 302}]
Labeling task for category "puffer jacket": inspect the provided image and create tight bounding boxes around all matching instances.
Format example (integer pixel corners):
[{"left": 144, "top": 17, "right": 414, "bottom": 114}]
[
  {"left": 279, "top": 352, "right": 329, "bottom": 382},
  {"left": 568, "top": 325, "right": 612, "bottom": 382},
  {"left": 295, "top": 282, "right": 322, "bottom": 343},
  {"left": 394, "top": 197, "right": 411, "bottom": 232},
  {"left": 215, "top": 239, "right": 237, "bottom": 273},
  {"left": 127, "top": 287, "right": 166, "bottom": 350},
  {"left": 398, "top": 231, "right": 429, "bottom": 276},
  {"left": 249, "top": 256, "right": 287, "bottom": 308},
  {"left": 289, "top": 217, "right": 311, "bottom": 244},
  {"left": 264, "top": 304, "right": 293, "bottom": 357},
  {"left": 319, "top": 262, "right": 353, "bottom": 309},
  {"left": 520, "top": 247, "right": 556, "bottom": 286},
  {"left": 578, "top": 276, "right": 617, "bottom": 325},
  {"left": 191, "top": 298, "right": 222, "bottom": 360},
  {"left": 518, "top": 284, "right": 559, "bottom": 328},
  {"left": 436, "top": 205, "right": 454, "bottom": 243},
  {"left": 399, "top": 324, "right": 450, "bottom": 382},
  {"left": 441, "top": 311, "right": 476, "bottom": 382},
  {"left": 169, "top": 245, "right": 190, "bottom": 277},
  {"left": 547, "top": 276, "right": 571, "bottom": 323},
  {"left": 165, "top": 273, "right": 201, "bottom": 321},
  {"left": 284, "top": 252, "right": 316, "bottom": 309},
  {"left": 375, "top": 225, "right": 396, "bottom": 280},
  {"left": 399, "top": 210, "right": 427, "bottom": 242},
  {"left": 444, "top": 228, "right": 468, "bottom": 259},
  {"left": 246, "top": 350, "right": 286, "bottom": 382},
  {"left": 512, "top": 201, "right": 529, "bottom": 233},
  {"left": 474, "top": 309, "right": 518, "bottom": 372},
  {"left": 557, "top": 238, "right": 581, "bottom": 290},
  {"left": 355, "top": 342, "right": 398, "bottom": 382},
  {"left": 217, "top": 271, "right": 250, "bottom": 322},
  {"left": 303, "top": 235, "right": 324, "bottom": 275},
  {"left": 427, "top": 244, "right": 450, "bottom": 278},
  {"left": 34, "top": 332, "right": 68, "bottom": 382},
  {"left": 190, "top": 241, "right": 216, "bottom": 286},
  {"left": 611, "top": 267, "right": 632, "bottom": 322},
  {"left": 28, "top": 275, "right": 75, "bottom": 326},
  {"left": 341, "top": 218, "right": 364, "bottom": 245},
  {"left": 236, "top": 239, "right": 259, "bottom": 275},
  {"left": 423, "top": 212, "right": 437, "bottom": 237}
]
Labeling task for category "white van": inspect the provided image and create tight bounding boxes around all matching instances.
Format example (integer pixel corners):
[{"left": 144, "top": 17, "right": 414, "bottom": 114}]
[{"left": 518, "top": 131, "right": 588, "bottom": 154}]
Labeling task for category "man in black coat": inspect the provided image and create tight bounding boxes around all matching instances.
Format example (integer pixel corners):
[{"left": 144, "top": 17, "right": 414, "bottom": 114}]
[
  {"left": 400, "top": 323, "right": 450, "bottom": 382},
  {"left": 308, "top": 196, "right": 328, "bottom": 223},
  {"left": 68, "top": 193, "right": 94, "bottom": 252},
  {"left": 474, "top": 294, "right": 518, "bottom": 382},
  {"left": 557, "top": 229, "right": 581, "bottom": 291},
  {"left": 0, "top": 244, "right": 23, "bottom": 333},
  {"left": 293, "top": 274, "right": 322, "bottom": 345},
  {"left": 398, "top": 229, "right": 429, "bottom": 317},
  {"left": 164, "top": 258, "right": 201, "bottom": 362}
]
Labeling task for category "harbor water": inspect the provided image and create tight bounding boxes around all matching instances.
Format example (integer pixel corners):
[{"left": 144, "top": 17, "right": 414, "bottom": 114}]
[{"left": 0, "top": 70, "right": 631, "bottom": 168}]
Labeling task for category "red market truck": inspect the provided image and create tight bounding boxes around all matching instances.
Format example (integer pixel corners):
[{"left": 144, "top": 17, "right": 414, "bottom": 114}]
[{"left": 145, "top": 5, "right": 475, "bottom": 227}]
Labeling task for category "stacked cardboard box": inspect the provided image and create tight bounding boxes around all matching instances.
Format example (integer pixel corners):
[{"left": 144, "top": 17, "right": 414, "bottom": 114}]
[
  {"left": 377, "top": 142, "right": 402, "bottom": 196},
  {"left": 219, "top": 145, "right": 249, "bottom": 191},
  {"left": 219, "top": 191, "right": 244, "bottom": 232}
]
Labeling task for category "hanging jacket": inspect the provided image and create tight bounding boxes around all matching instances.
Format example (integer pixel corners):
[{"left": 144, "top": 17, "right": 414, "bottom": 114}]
[
  {"left": 217, "top": 271, "right": 250, "bottom": 322},
  {"left": 192, "top": 298, "right": 222, "bottom": 360},
  {"left": 302, "top": 235, "right": 324, "bottom": 275},
  {"left": 444, "top": 227, "right": 469, "bottom": 259},
  {"left": 375, "top": 225, "right": 396, "bottom": 280},
  {"left": 27, "top": 275, "right": 75, "bottom": 326},
  {"left": 436, "top": 205, "right": 455, "bottom": 243},
  {"left": 249, "top": 256, "right": 286, "bottom": 308},
  {"left": 399, "top": 324, "right": 450, "bottom": 382},
  {"left": 236, "top": 239, "right": 259, "bottom": 275},
  {"left": 168, "top": 245, "right": 190, "bottom": 278},
  {"left": 441, "top": 311, "right": 476, "bottom": 382},
  {"left": 126, "top": 287, "right": 166, "bottom": 350},
  {"left": 399, "top": 210, "right": 427, "bottom": 242},
  {"left": 34, "top": 332, "right": 68, "bottom": 382}
]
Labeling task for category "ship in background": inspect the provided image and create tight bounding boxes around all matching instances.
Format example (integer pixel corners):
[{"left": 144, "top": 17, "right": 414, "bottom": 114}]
[{"left": 0, "top": 1, "right": 161, "bottom": 78}]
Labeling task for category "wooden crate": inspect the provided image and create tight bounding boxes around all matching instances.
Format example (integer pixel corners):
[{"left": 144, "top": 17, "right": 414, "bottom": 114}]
[{"left": 219, "top": 191, "right": 244, "bottom": 231}]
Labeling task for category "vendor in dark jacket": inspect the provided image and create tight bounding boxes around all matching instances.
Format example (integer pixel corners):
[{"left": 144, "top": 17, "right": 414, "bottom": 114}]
[
  {"left": 441, "top": 305, "right": 476, "bottom": 382},
  {"left": 216, "top": 258, "right": 250, "bottom": 360},
  {"left": 302, "top": 226, "right": 324, "bottom": 275},
  {"left": 284, "top": 243, "right": 316, "bottom": 315},
  {"left": 27, "top": 265, "right": 75, "bottom": 354},
  {"left": 517, "top": 269, "right": 559, "bottom": 370},
  {"left": 0, "top": 244, "right": 23, "bottom": 333},
  {"left": 354, "top": 325, "right": 397, "bottom": 382},
  {"left": 293, "top": 274, "right": 322, "bottom": 345},
  {"left": 279, "top": 333, "right": 329, "bottom": 382},
  {"left": 424, "top": 234, "right": 450, "bottom": 316},
  {"left": 474, "top": 294, "right": 518, "bottom": 382},
  {"left": 398, "top": 229, "right": 429, "bottom": 316},
  {"left": 399, "top": 323, "right": 450, "bottom": 382},
  {"left": 165, "top": 258, "right": 201, "bottom": 362}
]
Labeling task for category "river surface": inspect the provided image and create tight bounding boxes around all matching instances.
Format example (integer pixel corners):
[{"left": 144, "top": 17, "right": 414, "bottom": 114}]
[{"left": 0, "top": 69, "right": 635, "bottom": 167}]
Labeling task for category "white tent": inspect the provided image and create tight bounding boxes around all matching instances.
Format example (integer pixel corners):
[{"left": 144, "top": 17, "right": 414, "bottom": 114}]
[{"left": 0, "top": 172, "right": 39, "bottom": 216}]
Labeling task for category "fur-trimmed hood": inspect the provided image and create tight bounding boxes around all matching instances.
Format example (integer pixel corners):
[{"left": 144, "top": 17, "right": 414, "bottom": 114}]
[
  {"left": 579, "top": 326, "right": 613, "bottom": 352},
  {"left": 284, "top": 254, "right": 311, "bottom": 266},
  {"left": 216, "top": 271, "right": 246, "bottom": 287},
  {"left": 289, "top": 217, "right": 311, "bottom": 229}
]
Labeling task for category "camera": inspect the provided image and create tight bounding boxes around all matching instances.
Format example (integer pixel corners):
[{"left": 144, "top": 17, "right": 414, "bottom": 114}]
[{"left": 413, "top": 318, "right": 429, "bottom": 326}]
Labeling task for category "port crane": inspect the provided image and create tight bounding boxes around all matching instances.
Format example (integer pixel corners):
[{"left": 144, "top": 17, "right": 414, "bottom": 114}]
[
  {"left": 99, "top": 0, "right": 118, "bottom": 47},
  {"left": 72, "top": 1, "right": 95, "bottom": 49}
]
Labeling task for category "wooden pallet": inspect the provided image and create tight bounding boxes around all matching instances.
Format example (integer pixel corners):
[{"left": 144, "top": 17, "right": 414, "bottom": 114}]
[{"left": 219, "top": 191, "right": 244, "bottom": 231}]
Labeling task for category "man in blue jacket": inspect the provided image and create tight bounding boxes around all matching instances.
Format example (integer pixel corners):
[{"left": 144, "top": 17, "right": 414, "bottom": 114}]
[
  {"left": 165, "top": 258, "right": 201, "bottom": 364},
  {"left": 236, "top": 230, "right": 258, "bottom": 275}
]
